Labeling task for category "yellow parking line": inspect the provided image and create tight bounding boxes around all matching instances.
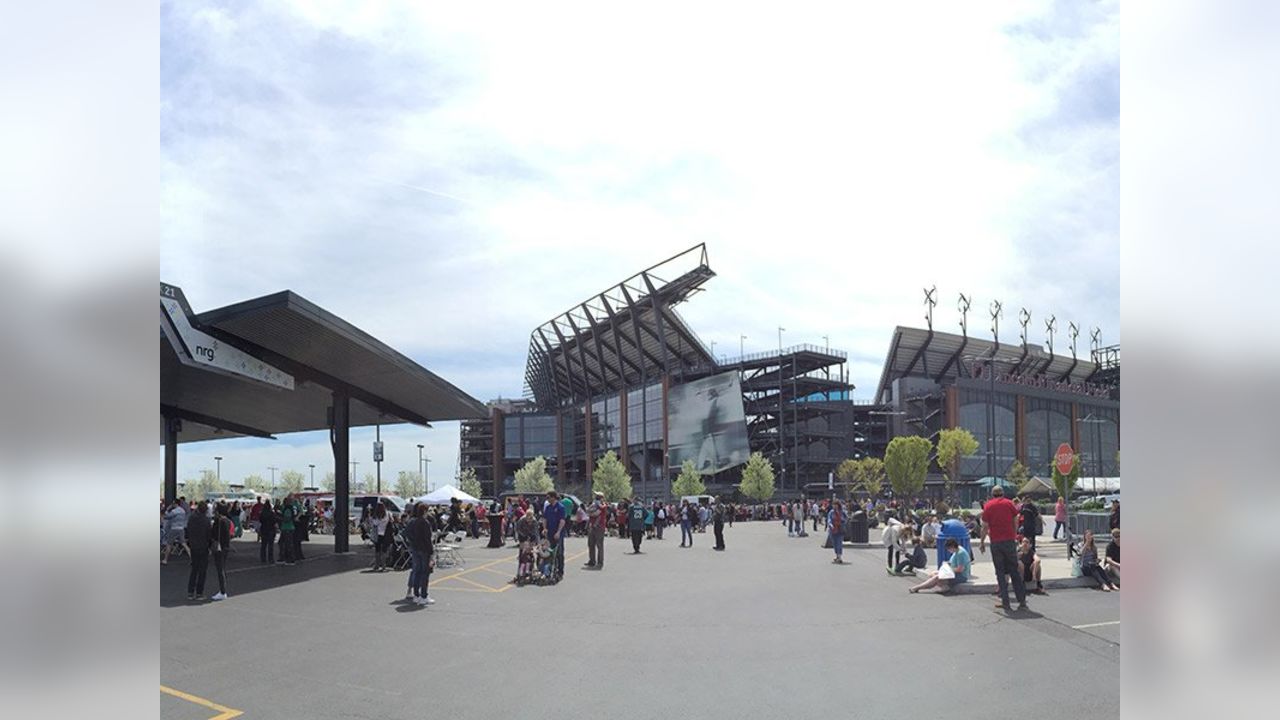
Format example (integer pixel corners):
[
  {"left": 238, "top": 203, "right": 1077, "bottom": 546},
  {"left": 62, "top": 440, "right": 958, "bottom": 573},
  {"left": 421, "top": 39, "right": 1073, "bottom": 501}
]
[
  {"left": 160, "top": 685, "right": 243, "bottom": 720},
  {"left": 453, "top": 575, "right": 503, "bottom": 592}
]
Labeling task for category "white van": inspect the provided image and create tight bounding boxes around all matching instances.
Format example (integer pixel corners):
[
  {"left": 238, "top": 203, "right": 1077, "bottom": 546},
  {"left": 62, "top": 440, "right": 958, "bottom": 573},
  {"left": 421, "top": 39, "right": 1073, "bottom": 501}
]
[{"left": 680, "top": 495, "right": 714, "bottom": 507}]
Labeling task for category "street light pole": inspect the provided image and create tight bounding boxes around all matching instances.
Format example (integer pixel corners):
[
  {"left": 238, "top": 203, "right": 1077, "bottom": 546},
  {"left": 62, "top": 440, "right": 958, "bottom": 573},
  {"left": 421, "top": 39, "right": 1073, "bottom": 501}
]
[
  {"left": 778, "top": 327, "right": 785, "bottom": 353},
  {"left": 214, "top": 456, "right": 222, "bottom": 483},
  {"left": 268, "top": 466, "right": 278, "bottom": 494},
  {"left": 740, "top": 335, "right": 746, "bottom": 358},
  {"left": 309, "top": 463, "right": 315, "bottom": 488},
  {"left": 351, "top": 461, "right": 359, "bottom": 491},
  {"left": 417, "top": 444, "right": 424, "bottom": 496},
  {"left": 424, "top": 456, "right": 432, "bottom": 492}
]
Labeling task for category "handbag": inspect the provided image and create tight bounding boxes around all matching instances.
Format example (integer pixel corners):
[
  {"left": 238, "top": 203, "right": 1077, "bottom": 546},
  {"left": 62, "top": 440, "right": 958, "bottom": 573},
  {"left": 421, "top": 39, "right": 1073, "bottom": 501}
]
[{"left": 1070, "top": 556, "right": 1082, "bottom": 578}]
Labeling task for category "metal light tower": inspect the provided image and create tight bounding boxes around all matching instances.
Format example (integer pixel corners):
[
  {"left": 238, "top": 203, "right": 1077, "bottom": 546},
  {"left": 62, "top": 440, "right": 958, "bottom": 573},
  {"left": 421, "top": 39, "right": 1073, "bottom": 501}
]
[
  {"left": 214, "top": 456, "right": 222, "bottom": 483},
  {"left": 308, "top": 463, "right": 315, "bottom": 487},
  {"left": 268, "top": 466, "right": 278, "bottom": 494},
  {"left": 417, "top": 444, "right": 425, "bottom": 496}
]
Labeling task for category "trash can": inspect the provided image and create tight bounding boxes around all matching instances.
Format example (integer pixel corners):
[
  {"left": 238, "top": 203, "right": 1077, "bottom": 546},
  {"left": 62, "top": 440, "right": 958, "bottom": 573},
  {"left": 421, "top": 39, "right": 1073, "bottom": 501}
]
[
  {"left": 936, "top": 518, "right": 972, "bottom": 568},
  {"left": 487, "top": 514, "right": 504, "bottom": 548},
  {"left": 850, "top": 510, "right": 869, "bottom": 544}
]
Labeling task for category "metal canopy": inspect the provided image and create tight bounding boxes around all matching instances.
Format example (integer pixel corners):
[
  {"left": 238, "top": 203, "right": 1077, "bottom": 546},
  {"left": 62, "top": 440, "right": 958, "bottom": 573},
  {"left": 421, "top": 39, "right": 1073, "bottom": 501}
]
[
  {"left": 523, "top": 244, "right": 716, "bottom": 408},
  {"left": 161, "top": 285, "right": 487, "bottom": 442},
  {"left": 875, "top": 326, "right": 1112, "bottom": 403}
]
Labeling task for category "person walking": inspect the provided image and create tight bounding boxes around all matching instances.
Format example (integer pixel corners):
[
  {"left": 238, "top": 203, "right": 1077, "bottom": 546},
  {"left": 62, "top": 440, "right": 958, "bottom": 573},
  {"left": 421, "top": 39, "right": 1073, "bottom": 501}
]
[
  {"left": 1109, "top": 500, "right": 1120, "bottom": 530},
  {"left": 404, "top": 503, "right": 436, "bottom": 605},
  {"left": 295, "top": 499, "right": 311, "bottom": 560},
  {"left": 585, "top": 492, "right": 607, "bottom": 570},
  {"left": 161, "top": 500, "right": 189, "bottom": 565},
  {"left": 827, "top": 500, "right": 847, "bottom": 564},
  {"left": 679, "top": 499, "right": 694, "bottom": 547},
  {"left": 978, "top": 486, "right": 1029, "bottom": 612},
  {"left": 370, "top": 502, "right": 391, "bottom": 571},
  {"left": 628, "top": 498, "right": 647, "bottom": 553},
  {"left": 712, "top": 499, "right": 726, "bottom": 551},
  {"left": 185, "top": 502, "right": 212, "bottom": 601},
  {"left": 655, "top": 502, "right": 666, "bottom": 540},
  {"left": 209, "top": 504, "right": 232, "bottom": 601},
  {"left": 1053, "top": 495, "right": 1067, "bottom": 539}
]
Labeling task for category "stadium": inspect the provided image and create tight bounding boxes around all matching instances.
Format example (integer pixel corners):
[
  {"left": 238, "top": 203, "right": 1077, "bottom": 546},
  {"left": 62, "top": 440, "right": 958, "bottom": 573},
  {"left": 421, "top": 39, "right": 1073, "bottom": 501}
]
[{"left": 460, "top": 245, "right": 1120, "bottom": 502}]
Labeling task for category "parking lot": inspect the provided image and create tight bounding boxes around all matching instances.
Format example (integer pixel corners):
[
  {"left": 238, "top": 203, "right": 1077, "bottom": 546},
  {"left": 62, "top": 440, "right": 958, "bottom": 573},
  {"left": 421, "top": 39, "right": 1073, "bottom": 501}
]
[{"left": 161, "top": 521, "right": 1118, "bottom": 719}]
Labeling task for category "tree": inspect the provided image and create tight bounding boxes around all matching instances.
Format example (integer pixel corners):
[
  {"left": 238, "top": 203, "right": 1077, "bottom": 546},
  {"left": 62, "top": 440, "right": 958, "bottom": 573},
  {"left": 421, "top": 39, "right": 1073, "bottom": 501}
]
[
  {"left": 885, "top": 436, "right": 930, "bottom": 502},
  {"left": 191, "top": 468, "right": 226, "bottom": 500},
  {"left": 592, "top": 450, "right": 633, "bottom": 502},
  {"left": 395, "top": 470, "right": 423, "bottom": 499},
  {"left": 671, "top": 459, "right": 707, "bottom": 497},
  {"left": 836, "top": 458, "right": 859, "bottom": 496},
  {"left": 1006, "top": 459, "right": 1030, "bottom": 493},
  {"left": 457, "top": 468, "right": 482, "bottom": 499},
  {"left": 738, "top": 452, "right": 776, "bottom": 503},
  {"left": 935, "top": 427, "right": 979, "bottom": 499},
  {"left": 278, "top": 469, "right": 305, "bottom": 495},
  {"left": 514, "top": 456, "right": 555, "bottom": 494},
  {"left": 856, "top": 457, "right": 886, "bottom": 498},
  {"left": 321, "top": 471, "right": 336, "bottom": 492},
  {"left": 242, "top": 474, "right": 269, "bottom": 494}
]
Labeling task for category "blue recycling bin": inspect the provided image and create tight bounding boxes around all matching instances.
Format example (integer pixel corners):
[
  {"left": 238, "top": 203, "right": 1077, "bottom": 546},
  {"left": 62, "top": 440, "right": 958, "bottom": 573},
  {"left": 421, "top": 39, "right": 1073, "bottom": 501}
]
[{"left": 936, "top": 518, "right": 973, "bottom": 568}]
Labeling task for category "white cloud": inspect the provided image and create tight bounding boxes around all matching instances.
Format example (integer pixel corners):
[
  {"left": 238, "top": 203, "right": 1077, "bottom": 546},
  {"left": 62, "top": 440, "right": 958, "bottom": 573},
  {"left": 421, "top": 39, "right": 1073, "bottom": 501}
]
[{"left": 161, "top": 0, "right": 1118, "bottom": 474}]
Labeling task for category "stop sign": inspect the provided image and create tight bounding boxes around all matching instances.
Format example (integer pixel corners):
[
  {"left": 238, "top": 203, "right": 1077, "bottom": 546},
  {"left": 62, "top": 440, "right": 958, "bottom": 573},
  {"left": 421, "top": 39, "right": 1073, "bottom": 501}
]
[{"left": 1054, "top": 443, "right": 1075, "bottom": 475}]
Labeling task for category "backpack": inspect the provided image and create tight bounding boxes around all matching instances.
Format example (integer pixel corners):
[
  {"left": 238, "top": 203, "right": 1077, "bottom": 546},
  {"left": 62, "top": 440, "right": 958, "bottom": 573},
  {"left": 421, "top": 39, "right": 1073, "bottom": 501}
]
[{"left": 1035, "top": 513, "right": 1045, "bottom": 536}]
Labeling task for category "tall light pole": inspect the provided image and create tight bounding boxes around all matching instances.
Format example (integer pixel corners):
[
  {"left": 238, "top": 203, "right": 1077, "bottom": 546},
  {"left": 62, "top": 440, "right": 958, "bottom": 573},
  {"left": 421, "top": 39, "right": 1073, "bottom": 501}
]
[
  {"left": 740, "top": 335, "right": 746, "bottom": 358},
  {"left": 268, "top": 466, "right": 278, "bottom": 494},
  {"left": 823, "top": 335, "right": 829, "bottom": 352},
  {"left": 351, "top": 461, "right": 359, "bottom": 491},
  {"left": 710, "top": 340, "right": 716, "bottom": 360},
  {"left": 778, "top": 326, "right": 785, "bottom": 353},
  {"left": 424, "top": 456, "right": 432, "bottom": 492},
  {"left": 417, "top": 444, "right": 425, "bottom": 496},
  {"left": 214, "top": 456, "right": 222, "bottom": 483},
  {"left": 308, "top": 463, "right": 315, "bottom": 488}
]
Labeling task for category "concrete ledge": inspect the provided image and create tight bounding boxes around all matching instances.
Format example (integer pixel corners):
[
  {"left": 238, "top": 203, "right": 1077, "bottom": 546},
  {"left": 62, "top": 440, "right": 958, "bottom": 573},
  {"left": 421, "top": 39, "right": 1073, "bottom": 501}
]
[{"left": 950, "top": 576, "right": 1094, "bottom": 594}]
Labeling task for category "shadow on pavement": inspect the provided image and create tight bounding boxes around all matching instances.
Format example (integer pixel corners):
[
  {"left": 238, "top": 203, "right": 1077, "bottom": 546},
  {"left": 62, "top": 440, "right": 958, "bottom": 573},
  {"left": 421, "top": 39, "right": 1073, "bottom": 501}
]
[{"left": 160, "top": 537, "right": 377, "bottom": 608}]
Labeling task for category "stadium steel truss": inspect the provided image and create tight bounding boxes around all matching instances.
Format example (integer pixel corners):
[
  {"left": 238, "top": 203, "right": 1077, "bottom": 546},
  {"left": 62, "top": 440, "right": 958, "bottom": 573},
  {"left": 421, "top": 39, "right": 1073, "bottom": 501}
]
[{"left": 522, "top": 244, "right": 716, "bottom": 408}]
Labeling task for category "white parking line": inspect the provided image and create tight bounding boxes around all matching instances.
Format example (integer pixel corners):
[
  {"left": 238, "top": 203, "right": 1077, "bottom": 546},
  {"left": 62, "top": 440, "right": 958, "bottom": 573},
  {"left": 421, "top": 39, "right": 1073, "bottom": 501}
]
[{"left": 1072, "top": 620, "right": 1120, "bottom": 629}]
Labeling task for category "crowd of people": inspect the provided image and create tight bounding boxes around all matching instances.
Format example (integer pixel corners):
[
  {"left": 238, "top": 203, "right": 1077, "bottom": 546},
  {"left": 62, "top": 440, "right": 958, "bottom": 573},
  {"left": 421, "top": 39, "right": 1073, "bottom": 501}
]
[{"left": 163, "top": 485, "right": 1120, "bottom": 610}]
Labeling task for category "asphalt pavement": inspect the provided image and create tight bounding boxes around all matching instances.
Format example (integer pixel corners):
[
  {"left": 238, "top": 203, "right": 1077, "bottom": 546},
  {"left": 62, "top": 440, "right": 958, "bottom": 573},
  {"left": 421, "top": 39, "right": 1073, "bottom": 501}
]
[{"left": 160, "top": 521, "right": 1118, "bottom": 719}]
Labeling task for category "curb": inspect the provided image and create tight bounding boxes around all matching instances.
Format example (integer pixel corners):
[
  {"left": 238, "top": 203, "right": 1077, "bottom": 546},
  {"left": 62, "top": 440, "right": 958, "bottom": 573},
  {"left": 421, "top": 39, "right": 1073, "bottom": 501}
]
[{"left": 950, "top": 576, "right": 1094, "bottom": 594}]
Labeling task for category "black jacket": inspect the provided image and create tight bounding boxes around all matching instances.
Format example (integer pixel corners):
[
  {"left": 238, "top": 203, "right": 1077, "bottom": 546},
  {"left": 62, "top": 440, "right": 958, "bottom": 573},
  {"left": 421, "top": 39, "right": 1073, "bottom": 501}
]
[
  {"left": 258, "top": 505, "right": 277, "bottom": 533},
  {"left": 212, "top": 515, "right": 232, "bottom": 552},
  {"left": 405, "top": 517, "right": 435, "bottom": 557},
  {"left": 186, "top": 513, "right": 212, "bottom": 551}
]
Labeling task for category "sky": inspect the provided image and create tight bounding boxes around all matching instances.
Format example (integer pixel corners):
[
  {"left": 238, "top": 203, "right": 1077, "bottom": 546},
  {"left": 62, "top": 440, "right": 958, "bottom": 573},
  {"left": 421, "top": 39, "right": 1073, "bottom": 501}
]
[{"left": 160, "top": 0, "right": 1118, "bottom": 489}]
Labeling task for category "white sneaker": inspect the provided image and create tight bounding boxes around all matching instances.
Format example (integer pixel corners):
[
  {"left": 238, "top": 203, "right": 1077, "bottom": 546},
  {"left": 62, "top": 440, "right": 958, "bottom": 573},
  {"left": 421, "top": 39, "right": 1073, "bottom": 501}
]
[
  {"left": 211, "top": 592, "right": 226, "bottom": 601},
  {"left": 405, "top": 591, "right": 414, "bottom": 601},
  {"left": 422, "top": 596, "right": 436, "bottom": 605}
]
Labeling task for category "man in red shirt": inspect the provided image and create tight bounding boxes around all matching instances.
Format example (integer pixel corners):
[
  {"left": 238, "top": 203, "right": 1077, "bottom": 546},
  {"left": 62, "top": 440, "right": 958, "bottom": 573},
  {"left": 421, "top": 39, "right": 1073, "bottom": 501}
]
[{"left": 979, "top": 485, "right": 1028, "bottom": 611}]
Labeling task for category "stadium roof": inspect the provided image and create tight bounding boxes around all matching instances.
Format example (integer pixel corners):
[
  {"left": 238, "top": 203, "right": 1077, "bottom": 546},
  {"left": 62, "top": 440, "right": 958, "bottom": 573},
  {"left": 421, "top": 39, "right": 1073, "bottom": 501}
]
[
  {"left": 524, "top": 244, "right": 716, "bottom": 408},
  {"left": 875, "top": 325, "right": 1115, "bottom": 403},
  {"left": 161, "top": 283, "right": 486, "bottom": 443}
]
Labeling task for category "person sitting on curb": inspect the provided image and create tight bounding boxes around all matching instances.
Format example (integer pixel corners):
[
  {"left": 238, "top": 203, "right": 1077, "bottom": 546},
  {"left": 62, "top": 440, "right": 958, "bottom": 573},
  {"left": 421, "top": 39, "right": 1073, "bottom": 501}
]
[
  {"left": 908, "top": 538, "right": 969, "bottom": 594},
  {"left": 895, "top": 535, "right": 927, "bottom": 575},
  {"left": 1104, "top": 529, "right": 1121, "bottom": 586},
  {"left": 920, "top": 514, "right": 941, "bottom": 548},
  {"left": 1018, "top": 536, "right": 1046, "bottom": 595},
  {"left": 1079, "top": 529, "right": 1119, "bottom": 592}
]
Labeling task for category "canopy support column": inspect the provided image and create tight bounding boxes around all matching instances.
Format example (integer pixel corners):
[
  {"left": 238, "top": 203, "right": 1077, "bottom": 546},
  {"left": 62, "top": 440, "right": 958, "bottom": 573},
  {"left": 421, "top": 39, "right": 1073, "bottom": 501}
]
[
  {"left": 330, "top": 392, "right": 351, "bottom": 553},
  {"left": 163, "top": 414, "right": 180, "bottom": 505}
]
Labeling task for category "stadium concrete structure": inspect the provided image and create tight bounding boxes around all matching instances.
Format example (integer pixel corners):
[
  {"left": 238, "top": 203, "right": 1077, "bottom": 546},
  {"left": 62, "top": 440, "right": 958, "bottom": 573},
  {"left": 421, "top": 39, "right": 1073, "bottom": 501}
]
[{"left": 459, "top": 247, "right": 1120, "bottom": 501}]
